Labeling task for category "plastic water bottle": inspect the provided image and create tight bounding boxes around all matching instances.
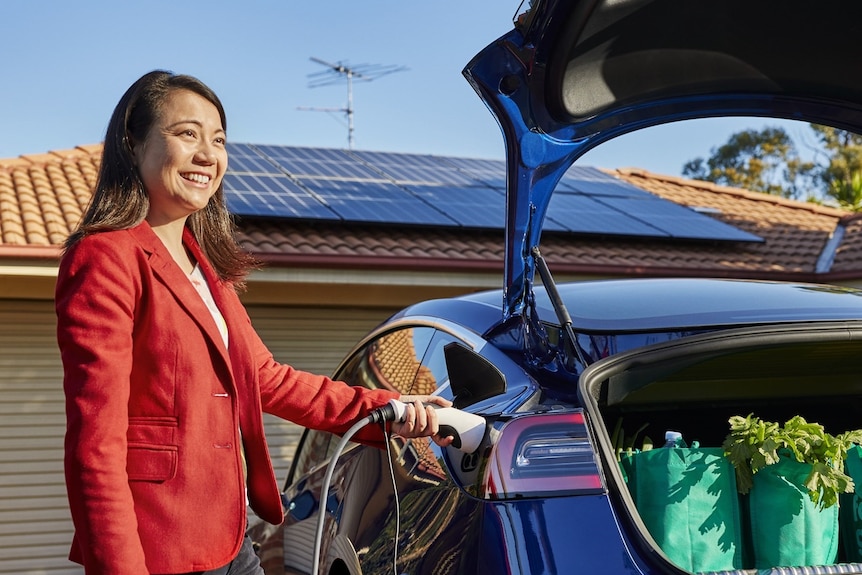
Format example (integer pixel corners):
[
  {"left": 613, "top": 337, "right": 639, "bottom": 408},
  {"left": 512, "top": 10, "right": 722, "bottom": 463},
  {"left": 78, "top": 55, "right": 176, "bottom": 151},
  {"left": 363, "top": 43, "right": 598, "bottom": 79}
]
[{"left": 664, "top": 430, "right": 685, "bottom": 448}]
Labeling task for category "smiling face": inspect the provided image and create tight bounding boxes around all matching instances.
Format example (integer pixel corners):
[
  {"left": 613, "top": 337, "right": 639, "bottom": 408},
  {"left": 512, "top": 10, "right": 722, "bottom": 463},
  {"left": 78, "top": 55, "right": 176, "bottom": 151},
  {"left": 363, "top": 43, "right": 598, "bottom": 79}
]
[{"left": 133, "top": 88, "right": 227, "bottom": 226}]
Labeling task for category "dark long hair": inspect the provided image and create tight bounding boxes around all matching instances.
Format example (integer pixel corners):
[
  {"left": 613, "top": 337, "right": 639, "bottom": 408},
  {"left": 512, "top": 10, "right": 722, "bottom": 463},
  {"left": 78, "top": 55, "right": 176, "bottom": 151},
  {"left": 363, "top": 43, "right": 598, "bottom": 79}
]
[{"left": 65, "top": 70, "right": 256, "bottom": 285}]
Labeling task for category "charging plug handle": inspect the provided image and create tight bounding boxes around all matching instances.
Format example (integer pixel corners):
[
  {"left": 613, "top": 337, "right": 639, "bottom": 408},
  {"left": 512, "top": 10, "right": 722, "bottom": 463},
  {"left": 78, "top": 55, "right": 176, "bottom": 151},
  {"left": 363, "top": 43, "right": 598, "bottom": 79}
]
[{"left": 376, "top": 399, "right": 486, "bottom": 454}]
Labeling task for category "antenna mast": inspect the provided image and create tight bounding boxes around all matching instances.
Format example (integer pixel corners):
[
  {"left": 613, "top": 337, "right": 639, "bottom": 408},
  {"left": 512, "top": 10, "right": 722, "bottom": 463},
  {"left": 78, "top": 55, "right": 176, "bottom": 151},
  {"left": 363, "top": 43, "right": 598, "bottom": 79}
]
[{"left": 299, "top": 57, "right": 407, "bottom": 149}]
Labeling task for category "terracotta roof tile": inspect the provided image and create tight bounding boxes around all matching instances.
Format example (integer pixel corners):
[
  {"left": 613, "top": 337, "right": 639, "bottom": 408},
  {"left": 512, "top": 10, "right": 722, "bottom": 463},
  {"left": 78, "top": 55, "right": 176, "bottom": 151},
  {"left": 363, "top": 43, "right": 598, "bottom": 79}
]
[
  {"left": 2, "top": 144, "right": 860, "bottom": 282},
  {"left": 0, "top": 146, "right": 99, "bottom": 247},
  {"left": 367, "top": 329, "right": 437, "bottom": 395},
  {"left": 832, "top": 214, "right": 862, "bottom": 274},
  {"left": 607, "top": 168, "right": 846, "bottom": 276}
]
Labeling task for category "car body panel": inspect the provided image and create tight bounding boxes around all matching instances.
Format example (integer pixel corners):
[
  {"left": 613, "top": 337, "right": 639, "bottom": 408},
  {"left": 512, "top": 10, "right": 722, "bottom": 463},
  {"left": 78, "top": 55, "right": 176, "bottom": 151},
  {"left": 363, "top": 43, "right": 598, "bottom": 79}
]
[
  {"left": 279, "top": 441, "right": 484, "bottom": 575},
  {"left": 483, "top": 496, "right": 651, "bottom": 574}
]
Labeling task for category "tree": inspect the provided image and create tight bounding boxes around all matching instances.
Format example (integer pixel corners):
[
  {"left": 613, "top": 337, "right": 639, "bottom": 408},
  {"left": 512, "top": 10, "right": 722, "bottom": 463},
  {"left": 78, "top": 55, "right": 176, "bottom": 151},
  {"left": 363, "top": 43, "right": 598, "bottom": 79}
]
[
  {"left": 683, "top": 124, "right": 862, "bottom": 211},
  {"left": 810, "top": 126, "right": 862, "bottom": 211},
  {"left": 682, "top": 127, "right": 817, "bottom": 200},
  {"left": 830, "top": 171, "right": 862, "bottom": 212}
]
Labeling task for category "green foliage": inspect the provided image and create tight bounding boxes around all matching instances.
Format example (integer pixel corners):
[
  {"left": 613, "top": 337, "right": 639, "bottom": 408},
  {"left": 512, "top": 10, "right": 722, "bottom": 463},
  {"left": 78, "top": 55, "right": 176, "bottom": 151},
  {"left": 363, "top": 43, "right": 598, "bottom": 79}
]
[
  {"left": 813, "top": 126, "right": 862, "bottom": 211},
  {"left": 830, "top": 170, "right": 862, "bottom": 211},
  {"left": 722, "top": 414, "right": 862, "bottom": 509},
  {"left": 682, "top": 124, "right": 862, "bottom": 210},
  {"left": 682, "top": 127, "right": 817, "bottom": 200}
]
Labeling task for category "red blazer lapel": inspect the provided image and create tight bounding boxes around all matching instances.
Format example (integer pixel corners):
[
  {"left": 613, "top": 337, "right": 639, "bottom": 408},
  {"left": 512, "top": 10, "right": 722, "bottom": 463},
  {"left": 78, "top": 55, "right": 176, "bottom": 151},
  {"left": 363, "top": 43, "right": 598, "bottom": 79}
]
[{"left": 127, "top": 224, "right": 234, "bottom": 377}]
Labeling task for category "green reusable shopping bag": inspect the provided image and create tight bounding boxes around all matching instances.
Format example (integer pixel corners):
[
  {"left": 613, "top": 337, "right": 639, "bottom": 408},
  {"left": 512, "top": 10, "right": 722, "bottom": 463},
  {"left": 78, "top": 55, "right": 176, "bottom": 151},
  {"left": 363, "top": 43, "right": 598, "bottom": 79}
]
[
  {"left": 840, "top": 445, "right": 862, "bottom": 562},
  {"left": 747, "top": 451, "right": 839, "bottom": 568},
  {"left": 624, "top": 446, "right": 743, "bottom": 572}
]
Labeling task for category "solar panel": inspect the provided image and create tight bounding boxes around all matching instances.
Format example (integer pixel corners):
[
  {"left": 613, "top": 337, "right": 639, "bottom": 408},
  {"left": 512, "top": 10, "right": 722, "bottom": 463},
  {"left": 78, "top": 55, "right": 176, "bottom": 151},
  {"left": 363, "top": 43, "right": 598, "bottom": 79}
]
[
  {"left": 405, "top": 185, "right": 505, "bottom": 228},
  {"left": 221, "top": 143, "right": 762, "bottom": 243},
  {"left": 546, "top": 193, "right": 669, "bottom": 236},
  {"left": 224, "top": 143, "right": 340, "bottom": 219},
  {"left": 603, "top": 196, "right": 761, "bottom": 241},
  {"left": 439, "top": 156, "right": 508, "bottom": 189},
  {"left": 226, "top": 142, "right": 280, "bottom": 173},
  {"left": 299, "top": 179, "right": 457, "bottom": 226},
  {"left": 558, "top": 166, "right": 657, "bottom": 198},
  {"left": 256, "top": 145, "right": 382, "bottom": 180},
  {"left": 349, "top": 150, "right": 479, "bottom": 186},
  {"left": 223, "top": 174, "right": 339, "bottom": 220},
  {"left": 551, "top": 165, "right": 762, "bottom": 241}
]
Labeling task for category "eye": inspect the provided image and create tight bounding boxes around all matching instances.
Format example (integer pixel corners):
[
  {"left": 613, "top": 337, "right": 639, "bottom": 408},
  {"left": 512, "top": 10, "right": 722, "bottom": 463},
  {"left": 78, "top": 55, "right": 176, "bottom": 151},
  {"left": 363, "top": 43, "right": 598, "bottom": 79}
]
[{"left": 214, "top": 136, "right": 226, "bottom": 146}]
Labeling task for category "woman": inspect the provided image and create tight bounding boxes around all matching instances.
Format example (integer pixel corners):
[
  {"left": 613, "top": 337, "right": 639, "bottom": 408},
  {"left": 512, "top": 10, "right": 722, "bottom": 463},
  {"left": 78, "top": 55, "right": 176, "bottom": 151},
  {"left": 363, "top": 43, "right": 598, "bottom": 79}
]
[{"left": 56, "top": 70, "right": 452, "bottom": 575}]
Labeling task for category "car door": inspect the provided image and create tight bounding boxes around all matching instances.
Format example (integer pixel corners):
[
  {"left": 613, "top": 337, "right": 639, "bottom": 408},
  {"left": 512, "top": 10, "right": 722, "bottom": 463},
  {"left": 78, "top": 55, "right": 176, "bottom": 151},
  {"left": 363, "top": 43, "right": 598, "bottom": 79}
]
[{"left": 351, "top": 328, "right": 483, "bottom": 575}]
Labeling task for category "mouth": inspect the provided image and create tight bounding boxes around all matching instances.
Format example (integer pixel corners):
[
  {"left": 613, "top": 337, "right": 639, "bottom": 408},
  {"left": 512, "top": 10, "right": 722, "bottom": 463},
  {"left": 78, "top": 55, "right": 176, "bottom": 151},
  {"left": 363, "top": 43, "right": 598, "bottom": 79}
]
[{"left": 181, "top": 172, "right": 211, "bottom": 185}]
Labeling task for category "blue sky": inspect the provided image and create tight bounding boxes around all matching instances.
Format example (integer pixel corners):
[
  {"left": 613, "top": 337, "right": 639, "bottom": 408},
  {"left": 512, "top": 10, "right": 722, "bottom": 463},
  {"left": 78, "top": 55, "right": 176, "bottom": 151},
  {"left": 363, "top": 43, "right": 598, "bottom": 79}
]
[{"left": 1, "top": 0, "right": 809, "bottom": 176}]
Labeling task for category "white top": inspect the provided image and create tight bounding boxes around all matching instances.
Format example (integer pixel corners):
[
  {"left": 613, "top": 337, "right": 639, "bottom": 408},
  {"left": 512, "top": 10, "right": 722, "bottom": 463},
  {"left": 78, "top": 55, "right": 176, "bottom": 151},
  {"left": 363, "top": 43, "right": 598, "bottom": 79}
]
[{"left": 188, "top": 263, "right": 229, "bottom": 348}]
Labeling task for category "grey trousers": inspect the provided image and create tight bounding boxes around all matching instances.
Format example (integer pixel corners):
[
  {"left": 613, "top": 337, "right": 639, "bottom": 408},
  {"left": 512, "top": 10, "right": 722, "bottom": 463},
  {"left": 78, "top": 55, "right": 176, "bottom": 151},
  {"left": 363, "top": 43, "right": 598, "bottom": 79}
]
[{"left": 194, "top": 535, "right": 264, "bottom": 575}]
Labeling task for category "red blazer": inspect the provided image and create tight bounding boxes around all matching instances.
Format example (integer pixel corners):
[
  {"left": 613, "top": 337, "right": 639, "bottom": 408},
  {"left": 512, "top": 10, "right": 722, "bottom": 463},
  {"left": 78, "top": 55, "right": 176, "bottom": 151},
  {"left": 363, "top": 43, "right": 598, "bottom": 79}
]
[{"left": 56, "top": 222, "right": 398, "bottom": 574}]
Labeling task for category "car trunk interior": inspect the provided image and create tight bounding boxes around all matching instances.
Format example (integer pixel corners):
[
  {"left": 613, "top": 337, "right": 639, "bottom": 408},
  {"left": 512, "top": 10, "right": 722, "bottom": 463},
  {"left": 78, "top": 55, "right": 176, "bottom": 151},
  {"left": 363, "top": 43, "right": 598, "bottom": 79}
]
[
  {"left": 580, "top": 325, "right": 862, "bottom": 573},
  {"left": 597, "top": 337, "right": 862, "bottom": 446}
]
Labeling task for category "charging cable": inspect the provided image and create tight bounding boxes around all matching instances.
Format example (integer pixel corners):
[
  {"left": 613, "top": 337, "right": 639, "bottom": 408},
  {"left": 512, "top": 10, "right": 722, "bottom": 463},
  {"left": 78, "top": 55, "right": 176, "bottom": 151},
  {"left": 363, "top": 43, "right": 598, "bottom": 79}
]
[
  {"left": 311, "top": 399, "right": 403, "bottom": 575},
  {"left": 381, "top": 423, "right": 400, "bottom": 575},
  {"left": 310, "top": 399, "right": 486, "bottom": 574}
]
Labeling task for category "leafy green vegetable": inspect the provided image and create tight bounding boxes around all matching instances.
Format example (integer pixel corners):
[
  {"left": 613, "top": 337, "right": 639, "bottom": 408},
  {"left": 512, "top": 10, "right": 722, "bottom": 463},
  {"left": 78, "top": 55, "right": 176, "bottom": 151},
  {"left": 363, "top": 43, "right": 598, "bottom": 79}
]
[{"left": 722, "top": 414, "right": 862, "bottom": 509}]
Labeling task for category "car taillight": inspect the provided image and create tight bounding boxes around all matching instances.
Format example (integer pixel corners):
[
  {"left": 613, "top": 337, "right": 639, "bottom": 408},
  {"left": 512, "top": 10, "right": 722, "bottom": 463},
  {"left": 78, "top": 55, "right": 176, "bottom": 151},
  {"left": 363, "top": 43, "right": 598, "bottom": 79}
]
[{"left": 483, "top": 410, "right": 605, "bottom": 500}]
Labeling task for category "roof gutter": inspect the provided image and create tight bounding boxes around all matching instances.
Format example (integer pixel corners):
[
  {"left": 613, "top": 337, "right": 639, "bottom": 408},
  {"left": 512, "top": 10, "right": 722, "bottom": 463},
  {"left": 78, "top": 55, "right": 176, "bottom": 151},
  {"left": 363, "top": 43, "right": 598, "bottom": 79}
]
[
  {"left": 255, "top": 253, "right": 504, "bottom": 273},
  {"left": 5, "top": 244, "right": 862, "bottom": 285},
  {"left": 256, "top": 253, "right": 861, "bottom": 283},
  {"left": 0, "top": 245, "right": 62, "bottom": 260}
]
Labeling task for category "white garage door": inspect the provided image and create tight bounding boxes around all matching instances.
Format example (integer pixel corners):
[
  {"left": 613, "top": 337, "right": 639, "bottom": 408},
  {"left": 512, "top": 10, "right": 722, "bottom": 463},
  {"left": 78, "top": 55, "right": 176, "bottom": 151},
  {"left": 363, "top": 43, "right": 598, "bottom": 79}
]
[
  {"left": 0, "top": 301, "right": 69, "bottom": 574},
  {"left": 247, "top": 305, "right": 395, "bottom": 488},
  {"left": 0, "top": 300, "right": 393, "bottom": 575}
]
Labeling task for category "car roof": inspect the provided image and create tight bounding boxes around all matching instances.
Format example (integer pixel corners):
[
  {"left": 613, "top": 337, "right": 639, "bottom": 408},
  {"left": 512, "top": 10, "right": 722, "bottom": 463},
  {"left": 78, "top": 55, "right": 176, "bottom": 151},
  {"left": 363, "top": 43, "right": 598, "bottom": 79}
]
[
  {"left": 457, "top": 278, "right": 862, "bottom": 334},
  {"left": 463, "top": 0, "right": 862, "bottom": 322}
]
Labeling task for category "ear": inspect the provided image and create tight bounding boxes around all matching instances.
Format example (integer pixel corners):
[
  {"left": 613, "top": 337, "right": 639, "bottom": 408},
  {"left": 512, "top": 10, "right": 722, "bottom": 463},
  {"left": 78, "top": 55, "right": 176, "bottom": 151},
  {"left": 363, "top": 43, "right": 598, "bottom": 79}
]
[{"left": 127, "top": 135, "right": 139, "bottom": 166}]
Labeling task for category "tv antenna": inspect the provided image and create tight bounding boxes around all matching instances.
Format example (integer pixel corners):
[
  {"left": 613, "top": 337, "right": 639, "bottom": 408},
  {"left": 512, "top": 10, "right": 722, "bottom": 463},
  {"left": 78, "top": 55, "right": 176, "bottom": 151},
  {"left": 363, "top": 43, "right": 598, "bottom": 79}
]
[{"left": 298, "top": 57, "right": 407, "bottom": 149}]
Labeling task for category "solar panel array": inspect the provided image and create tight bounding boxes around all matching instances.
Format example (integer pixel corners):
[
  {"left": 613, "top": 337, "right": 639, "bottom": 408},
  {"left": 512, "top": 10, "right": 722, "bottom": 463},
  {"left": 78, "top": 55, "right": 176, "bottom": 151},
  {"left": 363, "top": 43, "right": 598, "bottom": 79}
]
[{"left": 223, "top": 143, "right": 762, "bottom": 242}]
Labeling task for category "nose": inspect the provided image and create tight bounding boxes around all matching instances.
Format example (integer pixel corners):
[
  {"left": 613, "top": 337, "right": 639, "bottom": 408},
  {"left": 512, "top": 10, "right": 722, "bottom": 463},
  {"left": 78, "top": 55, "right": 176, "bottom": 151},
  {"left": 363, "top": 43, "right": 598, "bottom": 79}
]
[{"left": 196, "top": 142, "right": 218, "bottom": 164}]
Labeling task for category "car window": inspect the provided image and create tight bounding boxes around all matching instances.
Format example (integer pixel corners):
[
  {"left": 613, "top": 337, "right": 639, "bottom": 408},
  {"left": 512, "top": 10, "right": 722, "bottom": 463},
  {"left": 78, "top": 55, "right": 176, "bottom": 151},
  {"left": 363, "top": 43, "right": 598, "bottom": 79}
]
[
  {"left": 287, "top": 428, "right": 337, "bottom": 483},
  {"left": 287, "top": 328, "right": 465, "bottom": 485},
  {"left": 287, "top": 327, "right": 437, "bottom": 485},
  {"left": 338, "top": 327, "right": 436, "bottom": 393},
  {"left": 409, "top": 329, "right": 461, "bottom": 400}
]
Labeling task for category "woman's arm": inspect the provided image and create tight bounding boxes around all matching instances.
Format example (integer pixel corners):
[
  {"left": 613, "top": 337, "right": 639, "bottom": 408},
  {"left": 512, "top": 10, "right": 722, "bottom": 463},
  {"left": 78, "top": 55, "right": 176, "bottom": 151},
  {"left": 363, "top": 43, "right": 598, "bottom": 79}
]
[
  {"left": 56, "top": 237, "right": 149, "bottom": 574},
  {"left": 243, "top": 310, "right": 452, "bottom": 446}
]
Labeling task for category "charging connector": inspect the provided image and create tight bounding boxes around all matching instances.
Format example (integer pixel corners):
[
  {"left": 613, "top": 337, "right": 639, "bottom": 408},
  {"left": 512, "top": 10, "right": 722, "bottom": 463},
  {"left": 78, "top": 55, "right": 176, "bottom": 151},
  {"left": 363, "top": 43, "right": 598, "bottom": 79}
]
[
  {"left": 378, "top": 398, "right": 486, "bottom": 453},
  {"left": 367, "top": 398, "right": 404, "bottom": 424}
]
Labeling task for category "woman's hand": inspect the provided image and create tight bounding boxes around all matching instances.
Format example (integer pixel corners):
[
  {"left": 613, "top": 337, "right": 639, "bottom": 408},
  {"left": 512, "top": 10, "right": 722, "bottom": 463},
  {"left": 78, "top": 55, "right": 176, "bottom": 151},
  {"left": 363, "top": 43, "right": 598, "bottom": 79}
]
[{"left": 390, "top": 395, "right": 455, "bottom": 448}]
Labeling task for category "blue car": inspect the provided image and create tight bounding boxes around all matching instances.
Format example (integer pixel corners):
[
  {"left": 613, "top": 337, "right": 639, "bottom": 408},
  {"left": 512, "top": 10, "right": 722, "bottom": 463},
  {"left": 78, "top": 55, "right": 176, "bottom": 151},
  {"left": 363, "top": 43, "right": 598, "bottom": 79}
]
[{"left": 251, "top": 1, "right": 862, "bottom": 573}]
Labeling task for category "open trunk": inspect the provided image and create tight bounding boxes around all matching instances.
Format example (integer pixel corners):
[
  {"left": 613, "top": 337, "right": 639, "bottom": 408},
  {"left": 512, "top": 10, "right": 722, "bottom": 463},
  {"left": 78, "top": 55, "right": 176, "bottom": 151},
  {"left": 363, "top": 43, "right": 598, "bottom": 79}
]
[{"left": 579, "top": 322, "right": 862, "bottom": 574}]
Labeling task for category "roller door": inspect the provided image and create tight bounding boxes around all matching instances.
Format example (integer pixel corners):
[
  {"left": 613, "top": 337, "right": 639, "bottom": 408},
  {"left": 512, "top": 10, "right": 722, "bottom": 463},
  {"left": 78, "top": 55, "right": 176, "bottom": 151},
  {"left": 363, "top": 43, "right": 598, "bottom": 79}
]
[
  {"left": 0, "top": 301, "right": 69, "bottom": 574},
  {"left": 247, "top": 304, "right": 395, "bottom": 487}
]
